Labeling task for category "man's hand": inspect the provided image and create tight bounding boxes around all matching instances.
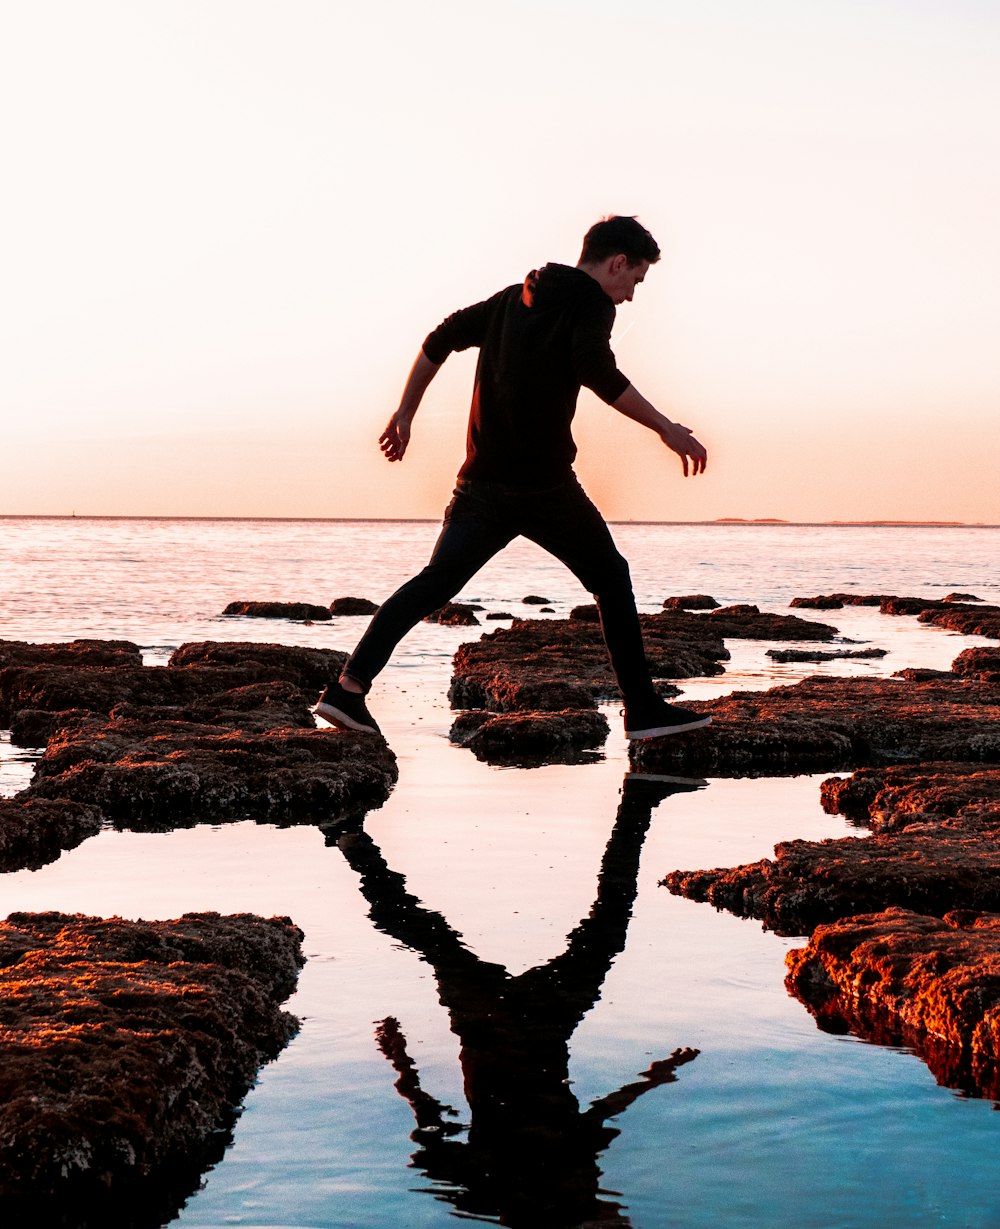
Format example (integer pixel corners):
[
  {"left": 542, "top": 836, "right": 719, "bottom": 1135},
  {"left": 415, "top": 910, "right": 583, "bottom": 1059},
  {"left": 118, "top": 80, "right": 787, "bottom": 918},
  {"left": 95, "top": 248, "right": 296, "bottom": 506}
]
[
  {"left": 380, "top": 413, "right": 411, "bottom": 463},
  {"left": 660, "top": 420, "right": 707, "bottom": 477}
]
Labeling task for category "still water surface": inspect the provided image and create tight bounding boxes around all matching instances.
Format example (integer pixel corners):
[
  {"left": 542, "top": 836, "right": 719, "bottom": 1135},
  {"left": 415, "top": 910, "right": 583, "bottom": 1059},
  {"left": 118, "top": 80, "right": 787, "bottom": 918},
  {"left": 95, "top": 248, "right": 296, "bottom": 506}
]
[{"left": 1, "top": 518, "right": 999, "bottom": 1228}]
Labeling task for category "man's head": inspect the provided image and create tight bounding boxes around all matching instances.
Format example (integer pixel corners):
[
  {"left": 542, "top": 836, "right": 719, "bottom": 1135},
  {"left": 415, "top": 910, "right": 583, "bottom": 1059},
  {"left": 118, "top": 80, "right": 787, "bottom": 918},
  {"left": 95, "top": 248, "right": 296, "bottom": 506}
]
[{"left": 577, "top": 215, "right": 660, "bottom": 305}]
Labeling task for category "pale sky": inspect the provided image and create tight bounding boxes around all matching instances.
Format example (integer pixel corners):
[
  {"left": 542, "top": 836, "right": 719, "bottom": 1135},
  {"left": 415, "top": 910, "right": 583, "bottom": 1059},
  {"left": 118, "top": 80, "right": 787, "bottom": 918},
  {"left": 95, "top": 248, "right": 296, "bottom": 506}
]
[{"left": 2, "top": 0, "right": 998, "bottom": 522}]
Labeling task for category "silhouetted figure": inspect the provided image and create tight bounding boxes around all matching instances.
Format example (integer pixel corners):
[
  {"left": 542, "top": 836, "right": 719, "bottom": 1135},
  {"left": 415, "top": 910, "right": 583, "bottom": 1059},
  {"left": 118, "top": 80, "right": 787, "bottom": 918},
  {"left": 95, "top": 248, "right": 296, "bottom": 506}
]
[
  {"left": 315, "top": 215, "right": 711, "bottom": 743},
  {"left": 335, "top": 774, "right": 704, "bottom": 1227}
]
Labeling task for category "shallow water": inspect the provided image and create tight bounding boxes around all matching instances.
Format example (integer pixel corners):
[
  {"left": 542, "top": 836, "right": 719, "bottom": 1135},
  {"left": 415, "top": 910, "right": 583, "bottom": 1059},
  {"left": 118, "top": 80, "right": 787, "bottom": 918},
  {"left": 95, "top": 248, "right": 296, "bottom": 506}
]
[{"left": 1, "top": 517, "right": 999, "bottom": 1228}]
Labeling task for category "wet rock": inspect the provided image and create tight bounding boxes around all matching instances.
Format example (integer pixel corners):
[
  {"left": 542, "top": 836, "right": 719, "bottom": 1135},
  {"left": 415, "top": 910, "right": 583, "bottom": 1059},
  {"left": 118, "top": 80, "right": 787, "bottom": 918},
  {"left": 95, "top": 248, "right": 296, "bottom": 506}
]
[
  {"left": 169, "top": 641, "right": 346, "bottom": 691},
  {"left": 790, "top": 594, "right": 889, "bottom": 610},
  {"left": 425, "top": 602, "right": 480, "bottom": 626},
  {"left": 631, "top": 674, "right": 1000, "bottom": 778},
  {"left": 27, "top": 720, "right": 397, "bottom": 829},
  {"left": 785, "top": 907, "right": 1000, "bottom": 1100},
  {"left": 0, "top": 798, "right": 103, "bottom": 873},
  {"left": 0, "top": 639, "right": 143, "bottom": 669},
  {"left": 920, "top": 605, "right": 1000, "bottom": 640},
  {"left": 485, "top": 611, "right": 513, "bottom": 620},
  {"left": 449, "top": 616, "right": 728, "bottom": 712},
  {"left": 450, "top": 708, "right": 609, "bottom": 765},
  {"left": 2, "top": 665, "right": 286, "bottom": 730},
  {"left": 522, "top": 595, "right": 551, "bottom": 605},
  {"left": 952, "top": 647, "right": 1000, "bottom": 683},
  {"left": 701, "top": 607, "right": 840, "bottom": 641},
  {"left": 10, "top": 708, "right": 95, "bottom": 746},
  {"left": 221, "top": 600, "right": 332, "bottom": 621},
  {"left": 663, "top": 594, "right": 720, "bottom": 610},
  {"left": 664, "top": 762, "right": 1000, "bottom": 934},
  {"left": 945, "top": 592, "right": 983, "bottom": 603},
  {"left": 328, "top": 596, "right": 379, "bottom": 615},
  {"left": 766, "top": 647, "right": 887, "bottom": 663},
  {"left": 569, "top": 604, "right": 600, "bottom": 622},
  {"left": 0, "top": 911, "right": 303, "bottom": 1226}
]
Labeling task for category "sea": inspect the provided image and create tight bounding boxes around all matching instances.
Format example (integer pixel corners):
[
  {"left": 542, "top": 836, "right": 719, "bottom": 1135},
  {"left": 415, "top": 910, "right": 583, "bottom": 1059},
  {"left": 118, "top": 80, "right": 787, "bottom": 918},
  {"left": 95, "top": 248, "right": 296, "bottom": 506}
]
[{"left": 1, "top": 516, "right": 999, "bottom": 1229}]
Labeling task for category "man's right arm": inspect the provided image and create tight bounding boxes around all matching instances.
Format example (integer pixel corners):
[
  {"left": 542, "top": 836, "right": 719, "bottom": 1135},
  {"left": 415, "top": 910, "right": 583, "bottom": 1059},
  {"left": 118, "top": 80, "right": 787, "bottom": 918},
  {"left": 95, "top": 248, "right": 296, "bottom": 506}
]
[{"left": 380, "top": 350, "right": 442, "bottom": 463}]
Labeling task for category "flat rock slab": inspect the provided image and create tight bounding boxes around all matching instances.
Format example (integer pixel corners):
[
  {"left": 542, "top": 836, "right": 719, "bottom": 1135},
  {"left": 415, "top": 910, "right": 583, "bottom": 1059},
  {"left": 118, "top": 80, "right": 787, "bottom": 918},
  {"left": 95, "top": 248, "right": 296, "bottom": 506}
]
[
  {"left": 664, "top": 762, "right": 1000, "bottom": 935},
  {"left": 449, "top": 615, "right": 730, "bottom": 712},
  {"left": 449, "top": 708, "right": 610, "bottom": 765},
  {"left": 785, "top": 907, "right": 1000, "bottom": 1100},
  {"left": 0, "top": 639, "right": 143, "bottom": 669},
  {"left": 28, "top": 720, "right": 397, "bottom": 829},
  {"left": 631, "top": 674, "right": 1000, "bottom": 777},
  {"left": 169, "top": 641, "right": 346, "bottom": 691},
  {"left": 0, "top": 911, "right": 303, "bottom": 1226}
]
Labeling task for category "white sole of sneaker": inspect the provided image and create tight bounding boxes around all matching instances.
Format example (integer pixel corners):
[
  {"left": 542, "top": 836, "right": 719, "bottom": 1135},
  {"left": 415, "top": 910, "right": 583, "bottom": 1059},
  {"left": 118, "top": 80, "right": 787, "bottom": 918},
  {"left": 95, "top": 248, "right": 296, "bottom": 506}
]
[
  {"left": 314, "top": 700, "right": 379, "bottom": 735},
  {"left": 626, "top": 714, "right": 712, "bottom": 740}
]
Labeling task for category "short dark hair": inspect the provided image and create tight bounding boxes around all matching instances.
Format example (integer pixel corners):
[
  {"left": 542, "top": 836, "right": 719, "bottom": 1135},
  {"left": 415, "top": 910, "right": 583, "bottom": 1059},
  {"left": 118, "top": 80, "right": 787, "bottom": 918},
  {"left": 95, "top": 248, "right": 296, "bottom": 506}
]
[{"left": 579, "top": 215, "right": 660, "bottom": 266}]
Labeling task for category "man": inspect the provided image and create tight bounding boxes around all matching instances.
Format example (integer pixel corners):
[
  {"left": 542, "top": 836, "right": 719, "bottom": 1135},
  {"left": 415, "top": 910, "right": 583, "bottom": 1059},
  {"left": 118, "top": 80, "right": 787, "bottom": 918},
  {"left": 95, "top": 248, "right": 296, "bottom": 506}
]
[{"left": 317, "top": 215, "right": 711, "bottom": 740}]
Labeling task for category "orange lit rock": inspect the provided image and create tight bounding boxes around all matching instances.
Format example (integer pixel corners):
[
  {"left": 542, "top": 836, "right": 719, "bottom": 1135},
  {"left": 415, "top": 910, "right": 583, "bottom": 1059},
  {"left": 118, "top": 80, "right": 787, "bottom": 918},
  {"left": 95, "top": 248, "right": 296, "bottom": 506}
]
[
  {"left": 785, "top": 907, "right": 1000, "bottom": 1099},
  {"left": 0, "top": 911, "right": 303, "bottom": 1222},
  {"left": 631, "top": 674, "right": 1000, "bottom": 777},
  {"left": 450, "top": 708, "right": 609, "bottom": 765}
]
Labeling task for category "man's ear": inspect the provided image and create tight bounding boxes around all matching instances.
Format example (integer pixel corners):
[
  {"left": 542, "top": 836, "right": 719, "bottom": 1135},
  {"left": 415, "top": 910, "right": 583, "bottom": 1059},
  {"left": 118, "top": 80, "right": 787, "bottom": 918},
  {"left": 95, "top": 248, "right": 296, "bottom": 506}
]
[{"left": 609, "top": 253, "right": 628, "bottom": 274}]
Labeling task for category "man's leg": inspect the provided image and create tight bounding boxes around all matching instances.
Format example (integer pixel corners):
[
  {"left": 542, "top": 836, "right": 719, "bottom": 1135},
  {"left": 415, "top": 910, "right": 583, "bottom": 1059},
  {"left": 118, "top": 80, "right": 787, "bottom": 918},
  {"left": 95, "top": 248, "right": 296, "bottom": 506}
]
[
  {"left": 515, "top": 480, "right": 710, "bottom": 738},
  {"left": 339, "top": 483, "right": 513, "bottom": 689}
]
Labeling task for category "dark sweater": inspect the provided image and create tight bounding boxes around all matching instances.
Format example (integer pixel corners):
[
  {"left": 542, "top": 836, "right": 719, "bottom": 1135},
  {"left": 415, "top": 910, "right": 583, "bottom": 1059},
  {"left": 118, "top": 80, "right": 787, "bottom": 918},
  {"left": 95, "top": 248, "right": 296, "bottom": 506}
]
[{"left": 422, "top": 263, "right": 630, "bottom": 487}]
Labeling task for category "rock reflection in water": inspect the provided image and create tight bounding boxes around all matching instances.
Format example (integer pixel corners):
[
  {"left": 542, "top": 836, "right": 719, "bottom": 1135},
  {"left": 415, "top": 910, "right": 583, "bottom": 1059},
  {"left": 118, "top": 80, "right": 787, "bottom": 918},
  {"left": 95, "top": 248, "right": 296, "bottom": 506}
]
[{"left": 335, "top": 774, "right": 702, "bottom": 1228}]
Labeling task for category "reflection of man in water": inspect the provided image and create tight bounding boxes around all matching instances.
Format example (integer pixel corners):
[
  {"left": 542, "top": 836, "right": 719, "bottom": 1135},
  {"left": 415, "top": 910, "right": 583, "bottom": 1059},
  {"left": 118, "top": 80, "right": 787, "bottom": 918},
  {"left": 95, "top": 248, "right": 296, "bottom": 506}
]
[
  {"left": 336, "top": 775, "right": 702, "bottom": 1227},
  {"left": 317, "top": 215, "right": 711, "bottom": 744}
]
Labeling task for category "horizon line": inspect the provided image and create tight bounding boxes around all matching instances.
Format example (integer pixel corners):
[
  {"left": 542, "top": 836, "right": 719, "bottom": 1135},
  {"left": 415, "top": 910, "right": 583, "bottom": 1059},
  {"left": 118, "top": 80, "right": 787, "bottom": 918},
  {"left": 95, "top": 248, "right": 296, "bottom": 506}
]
[{"left": 0, "top": 514, "right": 996, "bottom": 529}]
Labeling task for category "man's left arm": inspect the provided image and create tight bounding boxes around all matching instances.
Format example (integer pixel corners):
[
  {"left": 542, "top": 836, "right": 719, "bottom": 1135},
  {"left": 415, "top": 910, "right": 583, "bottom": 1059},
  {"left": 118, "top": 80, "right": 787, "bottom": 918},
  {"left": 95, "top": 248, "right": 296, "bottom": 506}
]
[{"left": 612, "top": 383, "right": 708, "bottom": 476}]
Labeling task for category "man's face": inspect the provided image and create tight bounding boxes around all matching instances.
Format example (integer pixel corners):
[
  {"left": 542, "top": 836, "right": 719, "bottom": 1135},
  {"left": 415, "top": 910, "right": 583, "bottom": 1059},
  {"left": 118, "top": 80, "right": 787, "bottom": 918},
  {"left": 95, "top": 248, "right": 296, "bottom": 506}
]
[{"left": 606, "top": 257, "right": 650, "bottom": 305}]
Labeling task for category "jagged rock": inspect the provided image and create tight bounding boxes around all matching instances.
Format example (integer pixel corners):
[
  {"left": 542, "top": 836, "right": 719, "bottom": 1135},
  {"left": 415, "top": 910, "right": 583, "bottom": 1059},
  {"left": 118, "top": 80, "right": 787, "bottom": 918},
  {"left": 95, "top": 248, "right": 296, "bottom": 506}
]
[
  {"left": 631, "top": 674, "right": 1000, "bottom": 777},
  {"left": 448, "top": 616, "right": 728, "bottom": 712},
  {"left": 450, "top": 708, "right": 609, "bottom": 764},
  {"left": 663, "top": 762, "right": 1000, "bottom": 934},
  {"left": 221, "top": 600, "right": 332, "bottom": 621},
  {"left": 945, "top": 592, "right": 983, "bottom": 603},
  {"left": 169, "top": 642, "right": 345, "bottom": 691},
  {"left": 0, "top": 911, "right": 303, "bottom": 1226},
  {"left": 663, "top": 594, "right": 720, "bottom": 610},
  {"left": 328, "top": 596, "right": 379, "bottom": 616},
  {"left": 0, "top": 798, "right": 103, "bottom": 873},
  {"left": 26, "top": 720, "right": 397, "bottom": 830},
  {"left": 425, "top": 602, "right": 480, "bottom": 626},
  {"left": 766, "top": 647, "right": 887, "bottom": 663},
  {"left": 785, "top": 907, "right": 1000, "bottom": 1100}
]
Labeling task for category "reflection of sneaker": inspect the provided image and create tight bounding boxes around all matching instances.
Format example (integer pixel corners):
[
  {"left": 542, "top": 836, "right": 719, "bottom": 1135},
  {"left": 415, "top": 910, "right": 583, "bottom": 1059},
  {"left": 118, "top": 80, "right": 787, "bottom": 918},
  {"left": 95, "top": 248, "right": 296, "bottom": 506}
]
[
  {"left": 624, "top": 696, "right": 711, "bottom": 740},
  {"left": 621, "top": 772, "right": 707, "bottom": 807},
  {"left": 315, "top": 681, "right": 381, "bottom": 735}
]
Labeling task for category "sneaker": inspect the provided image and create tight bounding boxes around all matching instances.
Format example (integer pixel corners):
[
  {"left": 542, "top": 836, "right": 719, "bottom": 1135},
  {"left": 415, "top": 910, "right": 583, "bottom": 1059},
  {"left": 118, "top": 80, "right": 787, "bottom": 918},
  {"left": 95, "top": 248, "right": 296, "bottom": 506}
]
[
  {"left": 624, "top": 696, "right": 711, "bottom": 740},
  {"left": 315, "top": 681, "right": 381, "bottom": 735}
]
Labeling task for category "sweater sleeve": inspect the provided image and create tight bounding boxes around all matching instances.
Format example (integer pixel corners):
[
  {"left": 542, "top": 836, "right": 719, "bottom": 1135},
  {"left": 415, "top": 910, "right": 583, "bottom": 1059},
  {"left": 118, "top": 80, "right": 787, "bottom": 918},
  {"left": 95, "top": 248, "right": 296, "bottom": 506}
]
[
  {"left": 571, "top": 299, "right": 630, "bottom": 405},
  {"left": 421, "top": 289, "right": 508, "bottom": 365}
]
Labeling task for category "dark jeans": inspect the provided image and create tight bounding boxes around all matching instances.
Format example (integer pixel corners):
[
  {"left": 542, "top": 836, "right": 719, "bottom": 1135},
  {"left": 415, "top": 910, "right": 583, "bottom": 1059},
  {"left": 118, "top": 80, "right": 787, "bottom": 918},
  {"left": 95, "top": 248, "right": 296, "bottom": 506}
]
[{"left": 344, "top": 476, "right": 657, "bottom": 705}]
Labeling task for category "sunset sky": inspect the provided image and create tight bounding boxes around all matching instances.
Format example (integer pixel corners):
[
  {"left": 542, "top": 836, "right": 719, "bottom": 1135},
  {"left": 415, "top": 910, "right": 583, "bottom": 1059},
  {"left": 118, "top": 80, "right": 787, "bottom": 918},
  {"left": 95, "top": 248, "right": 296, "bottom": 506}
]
[{"left": 3, "top": 0, "right": 998, "bottom": 523}]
